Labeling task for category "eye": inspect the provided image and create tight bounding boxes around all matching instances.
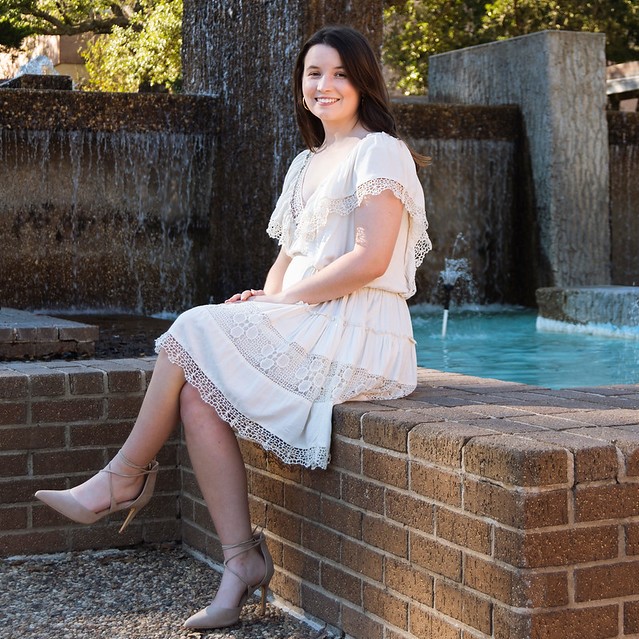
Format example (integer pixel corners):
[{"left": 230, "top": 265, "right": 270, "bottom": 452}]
[{"left": 335, "top": 72, "right": 347, "bottom": 78}]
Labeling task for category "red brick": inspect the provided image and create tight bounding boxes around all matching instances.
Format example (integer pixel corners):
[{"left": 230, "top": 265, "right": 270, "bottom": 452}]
[
  {"left": 0, "top": 372, "right": 28, "bottom": 399},
  {"left": 265, "top": 505, "right": 301, "bottom": 543},
  {"left": 301, "top": 583, "right": 339, "bottom": 626},
  {"left": 1, "top": 477, "right": 55, "bottom": 503},
  {"left": 282, "top": 543, "right": 320, "bottom": 583},
  {"left": 0, "top": 505, "right": 27, "bottom": 530},
  {"left": 30, "top": 371, "right": 66, "bottom": 397},
  {"left": 575, "top": 483, "right": 639, "bottom": 521},
  {"left": 69, "top": 421, "right": 132, "bottom": 447},
  {"left": 525, "top": 429, "right": 618, "bottom": 482},
  {"left": 362, "top": 410, "right": 426, "bottom": 452},
  {"left": 0, "top": 425, "right": 66, "bottom": 452},
  {"left": 332, "top": 401, "right": 373, "bottom": 439},
  {"left": 32, "top": 398, "right": 103, "bottom": 423},
  {"left": 32, "top": 449, "right": 106, "bottom": 476},
  {"left": 464, "top": 554, "right": 515, "bottom": 604},
  {"left": 363, "top": 514, "right": 407, "bottom": 557},
  {"left": 436, "top": 508, "right": 491, "bottom": 555},
  {"left": 434, "top": 579, "right": 492, "bottom": 635},
  {"left": 106, "top": 368, "right": 144, "bottom": 393},
  {"left": 331, "top": 438, "right": 361, "bottom": 472},
  {"left": 0, "top": 452, "right": 28, "bottom": 477},
  {"left": 385, "top": 556, "right": 433, "bottom": 606},
  {"left": 342, "top": 474, "right": 384, "bottom": 514},
  {"left": 321, "top": 496, "right": 361, "bottom": 538},
  {"left": 386, "top": 488, "right": 434, "bottom": 533},
  {"left": 468, "top": 560, "right": 569, "bottom": 609},
  {"left": 302, "top": 520, "right": 340, "bottom": 562},
  {"left": 625, "top": 600, "right": 639, "bottom": 634},
  {"left": 409, "top": 604, "right": 461, "bottom": 639},
  {"left": 495, "top": 605, "right": 618, "bottom": 639},
  {"left": 626, "top": 523, "right": 639, "bottom": 554},
  {"left": 283, "top": 482, "right": 321, "bottom": 519},
  {"left": 106, "top": 395, "right": 144, "bottom": 419},
  {"left": 411, "top": 463, "right": 461, "bottom": 507},
  {"left": 464, "top": 478, "right": 569, "bottom": 528},
  {"left": 69, "top": 370, "right": 105, "bottom": 394},
  {"left": 342, "top": 603, "right": 384, "bottom": 639},
  {"left": 0, "top": 402, "right": 27, "bottom": 426},
  {"left": 409, "top": 422, "right": 494, "bottom": 467},
  {"left": 301, "top": 466, "right": 340, "bottom": 498},
  {"left": 411, "top": 531, "right": 462, "bottom": 581},
  {"left": 321, "top": 563, "right": 361, "bottom": 605},
  {"left": 494, "top": 525, "right": 618, "bottom": 567},
  {"left": 575, "top": 560, "right": 639, "bottom": 600},
  {"left": 363, "top": 447, "right": 408, "bottom": 488},
  {"left": 249, "top": 470, "right": 284, "bottom": 505},
  {"left": 342, "top": 537, "right": 383, "bottom": 581},
  {"left": 364, "top": 582, "right": 408, "bottom": 629},
  {"left": 463, "top": 435, "right": 569, "bottom": 486},
  {"left": 0, "top": 530, "right": 68, "bottom": 556}
]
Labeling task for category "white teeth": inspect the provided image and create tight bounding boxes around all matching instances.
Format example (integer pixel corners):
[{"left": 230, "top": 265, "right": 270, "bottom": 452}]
[{"left": 316, "top": 98, "right": 338, "bottom": 104}]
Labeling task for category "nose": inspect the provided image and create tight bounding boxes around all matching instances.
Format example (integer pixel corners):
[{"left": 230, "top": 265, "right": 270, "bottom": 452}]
[{"left": 317, "top": 73, "right": 332, "bottom": 91}]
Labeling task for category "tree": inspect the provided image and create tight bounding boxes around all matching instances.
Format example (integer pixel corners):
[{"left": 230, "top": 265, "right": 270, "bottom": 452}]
[
  {"left": 0, "top": 0, "right": 182, "bottom": 92},
  {"left": 0, "top": 1, "right": 133, "bottom": 47},
  {"left": 383, "top": 0, "right": 639, "bottom": 94},
  {"left": 82, "top": 0, "right": 182, "bottom": 92}
]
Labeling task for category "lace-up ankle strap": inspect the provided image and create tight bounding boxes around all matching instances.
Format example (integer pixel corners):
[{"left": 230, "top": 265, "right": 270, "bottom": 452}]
[{"left": 118, "top": 451, "right": 157, "bottom": 472}]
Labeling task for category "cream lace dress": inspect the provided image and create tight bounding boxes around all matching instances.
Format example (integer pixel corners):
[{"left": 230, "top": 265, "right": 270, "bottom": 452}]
[{"left": 156, "top": 132, "right": 431, "bottom": 469}]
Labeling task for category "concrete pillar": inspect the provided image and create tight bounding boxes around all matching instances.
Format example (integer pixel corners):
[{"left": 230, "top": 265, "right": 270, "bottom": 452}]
[
  {"left": 181, "top": 0, "right": 383, "bottom": 299},
  {"left": 428, "top": 31, "right": 610, "bottom": 289}
]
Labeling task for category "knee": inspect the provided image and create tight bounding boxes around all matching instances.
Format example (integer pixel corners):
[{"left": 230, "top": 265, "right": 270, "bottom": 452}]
[
  {"left": 180, "top": 384, "right": 227, "bottom": 438},
  {"left": 180, "top": 384, "right": 207, "bottom": 430}
]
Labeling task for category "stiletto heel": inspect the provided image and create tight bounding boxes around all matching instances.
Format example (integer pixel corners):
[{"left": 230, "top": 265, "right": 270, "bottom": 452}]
[
  {"left": 183, "top": 530, "right": 274, "bottom": 629},
  {"left": 34, "top": 451, "right": 159, "bottom": 533}
]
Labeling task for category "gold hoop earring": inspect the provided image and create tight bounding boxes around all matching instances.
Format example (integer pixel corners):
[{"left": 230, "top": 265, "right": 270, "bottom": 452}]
[{"left": 302, "top": 98, "right": 310, "bottom": 111}]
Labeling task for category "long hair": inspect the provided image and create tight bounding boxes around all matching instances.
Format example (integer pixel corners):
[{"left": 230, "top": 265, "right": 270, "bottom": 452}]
[{"left": 293, "top": 26, "right": 429, "bottom": 167}]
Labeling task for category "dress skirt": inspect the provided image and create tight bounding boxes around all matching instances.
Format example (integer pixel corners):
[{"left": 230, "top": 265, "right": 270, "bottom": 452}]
[{"left": 156, "top": 285, "right": 417, "bottom": 469}]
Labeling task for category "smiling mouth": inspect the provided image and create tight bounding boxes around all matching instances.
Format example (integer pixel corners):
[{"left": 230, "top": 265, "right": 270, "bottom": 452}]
[{"left": 315, "top": 98, "right": 339, "bottom": 105}]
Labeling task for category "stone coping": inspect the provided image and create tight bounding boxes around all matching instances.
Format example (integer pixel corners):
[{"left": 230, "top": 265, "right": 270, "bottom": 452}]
[
  {"left": 1, "top": 355, "right": 636, "bottom": 440},
  {"left": 0, "top": 308, "right": 99, "bottom": 360}
]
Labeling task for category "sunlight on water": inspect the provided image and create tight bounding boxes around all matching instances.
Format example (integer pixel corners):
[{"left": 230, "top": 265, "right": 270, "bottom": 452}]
[{"left": 411, "top": 306, "right": 639, "bottom": 389}]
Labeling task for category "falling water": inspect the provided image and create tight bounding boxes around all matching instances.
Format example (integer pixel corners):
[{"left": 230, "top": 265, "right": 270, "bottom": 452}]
[{"left": 0, "top": 103, "right": 216, "bottom": 314}]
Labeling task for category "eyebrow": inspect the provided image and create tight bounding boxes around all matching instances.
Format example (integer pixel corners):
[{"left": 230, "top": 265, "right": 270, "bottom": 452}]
[{"left": 305, "top": 65, "right": 346, "bottom": 70}]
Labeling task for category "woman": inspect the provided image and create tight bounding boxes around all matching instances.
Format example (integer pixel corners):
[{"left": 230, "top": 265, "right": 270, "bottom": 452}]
[{"left": 35, "top": 25, "right": 431, "bottom": 630}]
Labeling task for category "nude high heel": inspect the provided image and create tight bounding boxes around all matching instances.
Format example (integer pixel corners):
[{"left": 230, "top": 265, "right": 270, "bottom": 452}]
[
  {"left": 183, "top": 531, "right": 275, "bottom": 629},
  {"left": 34, "top": 451, "right": 159, "bottom": 534}
]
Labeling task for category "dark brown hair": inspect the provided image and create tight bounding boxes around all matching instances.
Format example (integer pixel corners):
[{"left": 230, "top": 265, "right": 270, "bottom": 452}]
[{"left": 293, "top": 25, "right": 429, "bottom": 167}]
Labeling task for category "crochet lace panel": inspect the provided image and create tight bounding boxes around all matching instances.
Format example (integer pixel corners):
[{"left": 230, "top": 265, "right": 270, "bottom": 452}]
[
  {"left": 156, "top": 303, "right": 415, "bottom": 469},
  {"left": 267, "top": 172, "right": 432, "bottom": 271}
]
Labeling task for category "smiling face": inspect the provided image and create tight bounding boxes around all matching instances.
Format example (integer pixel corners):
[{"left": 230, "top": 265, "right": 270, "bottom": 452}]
[{"left": 301, "top": 44, "right": 361, "bottom": 131}]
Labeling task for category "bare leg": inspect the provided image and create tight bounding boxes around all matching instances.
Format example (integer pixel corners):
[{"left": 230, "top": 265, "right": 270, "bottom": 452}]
[
  {"left": 70, "top": 349, "right": 185, "bottom": 512},
  {"left": 181, "top": 384, "right": 266, "bottom": 610}
]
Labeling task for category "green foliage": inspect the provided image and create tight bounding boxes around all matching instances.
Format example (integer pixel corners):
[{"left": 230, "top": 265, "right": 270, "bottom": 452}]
[
  {"left": 383, "top": 0, "right": 639, "bottom": 94},
  {"left": 0, "top": 0, "right": 182, "bottom": 93},
  {"left": 82, "top": 0, "right": 182, "bottom": 92}
]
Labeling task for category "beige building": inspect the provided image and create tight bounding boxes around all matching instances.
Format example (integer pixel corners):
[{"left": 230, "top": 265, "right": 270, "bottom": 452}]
[{"left": 0, "top": 34, "right": 89, "bottom": 83}]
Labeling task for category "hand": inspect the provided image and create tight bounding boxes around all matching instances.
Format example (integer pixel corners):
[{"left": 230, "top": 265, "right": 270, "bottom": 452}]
[{"left": 224, "top": 289, "right": 265, "bottom": 303}]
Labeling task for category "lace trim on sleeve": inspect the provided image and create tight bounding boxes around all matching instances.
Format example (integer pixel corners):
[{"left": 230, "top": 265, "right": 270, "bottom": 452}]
[{"left": 297, "top": 177, "right": 432, "bottom": 267}]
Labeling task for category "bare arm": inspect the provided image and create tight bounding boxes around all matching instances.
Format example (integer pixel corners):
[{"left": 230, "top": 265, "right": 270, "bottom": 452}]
[
  {"left": 257, "top": 189, "right": 403, "bottom": 305},
  {"left": 263, "top": 248, "right": 293, "bottom": 295}
]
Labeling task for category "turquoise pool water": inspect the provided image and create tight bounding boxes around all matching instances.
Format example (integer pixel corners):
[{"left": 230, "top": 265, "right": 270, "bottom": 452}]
[{"left": 411, "top": 306, "right": 639, "bottom": 389}]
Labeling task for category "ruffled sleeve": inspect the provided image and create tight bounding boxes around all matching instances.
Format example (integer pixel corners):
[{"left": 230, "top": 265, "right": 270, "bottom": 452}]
[
  {"left": 351, "top": 133, "right": 431, "bottom": 269},
  {"left": 266, "top": 150, "right": 308, "bottom": 249}
]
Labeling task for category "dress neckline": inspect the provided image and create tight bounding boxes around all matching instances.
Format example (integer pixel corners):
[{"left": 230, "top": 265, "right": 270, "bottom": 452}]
[{"left": 297, "top": 131, "right": 380, "bottom": 209}]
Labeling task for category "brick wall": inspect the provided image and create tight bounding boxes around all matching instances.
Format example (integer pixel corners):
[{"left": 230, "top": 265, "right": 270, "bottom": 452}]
[
  {"left": 0, "top": 359, "right": 181, "bottom": 556},
  {"left": 3, "top": 359, "right": 639, "bottom": 638}
]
